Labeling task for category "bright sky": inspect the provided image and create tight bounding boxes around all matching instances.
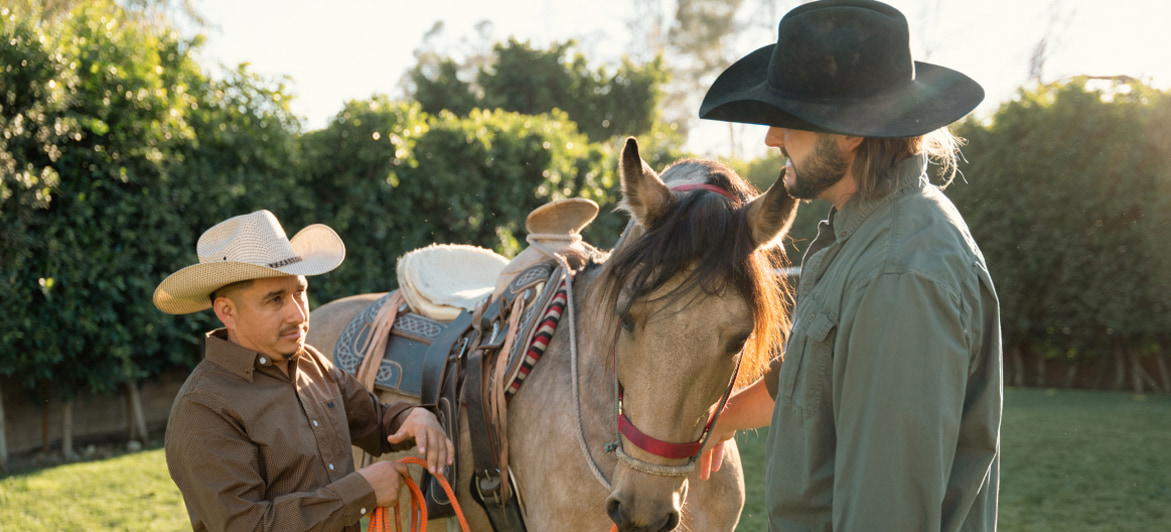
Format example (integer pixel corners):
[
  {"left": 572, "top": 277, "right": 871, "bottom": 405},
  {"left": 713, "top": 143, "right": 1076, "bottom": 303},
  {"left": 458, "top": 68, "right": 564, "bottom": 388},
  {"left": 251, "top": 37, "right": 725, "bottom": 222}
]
[{"left": 191, "top": 0, "right": 1171, "bottom": 157}]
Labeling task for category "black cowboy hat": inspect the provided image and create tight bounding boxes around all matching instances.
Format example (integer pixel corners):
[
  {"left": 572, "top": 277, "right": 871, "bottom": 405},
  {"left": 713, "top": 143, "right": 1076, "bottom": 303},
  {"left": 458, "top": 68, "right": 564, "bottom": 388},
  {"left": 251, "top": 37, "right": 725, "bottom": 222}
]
[{"left": 699, "top": 0, "right": 983, "bottom": 138}]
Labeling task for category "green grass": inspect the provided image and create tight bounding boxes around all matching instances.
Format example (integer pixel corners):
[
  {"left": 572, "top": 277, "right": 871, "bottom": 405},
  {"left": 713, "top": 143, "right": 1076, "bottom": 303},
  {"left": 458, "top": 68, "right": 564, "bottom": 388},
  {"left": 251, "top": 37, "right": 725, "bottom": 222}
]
[
  {"left": 738, "top": 387, "right": 1171, "bottom": 531},
  {"left": 0, "top": 445, "right": 187, "bottom": 531},
  {"left": 2, "top": 388, "right": 1168, "bottom": 531}
]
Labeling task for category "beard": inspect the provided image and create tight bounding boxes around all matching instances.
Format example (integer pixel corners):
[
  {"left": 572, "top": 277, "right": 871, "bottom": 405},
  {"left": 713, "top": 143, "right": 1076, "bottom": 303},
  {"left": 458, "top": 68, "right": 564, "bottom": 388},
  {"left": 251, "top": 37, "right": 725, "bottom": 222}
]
[{"left": 784, "top": 135, "right": 851, "bottom": 200}]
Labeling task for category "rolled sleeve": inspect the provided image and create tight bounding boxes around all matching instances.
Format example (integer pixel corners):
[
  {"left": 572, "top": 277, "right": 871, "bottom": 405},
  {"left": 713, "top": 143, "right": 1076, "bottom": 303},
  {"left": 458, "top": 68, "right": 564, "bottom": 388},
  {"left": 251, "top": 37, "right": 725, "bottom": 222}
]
[{"left": 832, "top": 272, "right": 969, "bottom": 532}]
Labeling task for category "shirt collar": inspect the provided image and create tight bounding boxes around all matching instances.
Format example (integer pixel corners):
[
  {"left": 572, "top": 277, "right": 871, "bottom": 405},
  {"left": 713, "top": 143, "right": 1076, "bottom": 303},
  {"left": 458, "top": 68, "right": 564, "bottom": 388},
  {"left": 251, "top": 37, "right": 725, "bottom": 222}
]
[
  {"left": 829, "top": 154, "right": 928, "bottom": 241},
  {"left": 204, "top": 328, "right": 288, "bottom": 382}
]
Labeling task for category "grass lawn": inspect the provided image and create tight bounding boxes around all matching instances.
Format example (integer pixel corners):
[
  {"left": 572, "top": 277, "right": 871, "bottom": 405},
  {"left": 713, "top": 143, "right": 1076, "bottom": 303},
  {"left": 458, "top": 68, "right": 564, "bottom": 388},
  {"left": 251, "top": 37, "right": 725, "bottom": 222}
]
[
  {"left": 2, "top": 387, "right": 1168, "bottom": 530},
  {"left": 0, "top": 445, "right": 187, "bottom": 531},
  {"left": 737, "top": 387, "right": 1171, "bottom": 531}
]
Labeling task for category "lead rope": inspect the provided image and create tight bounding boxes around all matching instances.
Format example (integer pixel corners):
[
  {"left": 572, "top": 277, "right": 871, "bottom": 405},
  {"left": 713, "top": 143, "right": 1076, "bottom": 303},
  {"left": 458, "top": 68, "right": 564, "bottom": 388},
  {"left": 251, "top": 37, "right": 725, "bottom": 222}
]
[
  {"left": 369, "top": 457, "right": 471, "bottom": 532},
  {"left": 524, "top": 234, "right": 613, "bottom": 492}
]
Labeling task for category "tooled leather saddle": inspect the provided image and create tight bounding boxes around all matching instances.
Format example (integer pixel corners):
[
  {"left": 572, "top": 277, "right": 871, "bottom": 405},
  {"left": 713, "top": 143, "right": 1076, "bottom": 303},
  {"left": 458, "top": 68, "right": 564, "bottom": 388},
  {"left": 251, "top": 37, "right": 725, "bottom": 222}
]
[
  {"left": 335, "top": 263, "right": 580, "bottom": 532},
  {"left": 333, "top": 199, "right": 599, "bottom": 531}
]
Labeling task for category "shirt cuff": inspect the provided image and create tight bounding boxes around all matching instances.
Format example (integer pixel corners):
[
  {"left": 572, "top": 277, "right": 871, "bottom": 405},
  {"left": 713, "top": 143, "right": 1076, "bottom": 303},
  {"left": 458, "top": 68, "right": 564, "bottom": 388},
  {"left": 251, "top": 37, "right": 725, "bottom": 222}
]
[{"left": 334, "top": 471, "right": 379, "bottom": 521}]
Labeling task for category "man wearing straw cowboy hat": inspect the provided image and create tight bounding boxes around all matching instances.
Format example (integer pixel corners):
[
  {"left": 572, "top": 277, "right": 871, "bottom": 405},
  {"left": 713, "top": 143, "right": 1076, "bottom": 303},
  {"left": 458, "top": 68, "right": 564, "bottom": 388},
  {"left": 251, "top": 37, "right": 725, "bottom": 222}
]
[
  {"left": 155, "top": 210, "right": 453, "bottom": 531},
  {"left": 697, "top": 1, "right": 1003, "bottom": 531}
]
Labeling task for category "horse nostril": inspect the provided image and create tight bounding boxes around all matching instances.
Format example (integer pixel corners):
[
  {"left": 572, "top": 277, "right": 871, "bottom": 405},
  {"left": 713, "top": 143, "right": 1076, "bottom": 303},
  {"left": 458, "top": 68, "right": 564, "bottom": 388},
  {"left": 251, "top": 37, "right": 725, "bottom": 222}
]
[
  {"left": 657, "top": 510, "right": 680, "bottom": 532},
  {"left": 605, "top": 497, "right": 625, "bottom": 527}
]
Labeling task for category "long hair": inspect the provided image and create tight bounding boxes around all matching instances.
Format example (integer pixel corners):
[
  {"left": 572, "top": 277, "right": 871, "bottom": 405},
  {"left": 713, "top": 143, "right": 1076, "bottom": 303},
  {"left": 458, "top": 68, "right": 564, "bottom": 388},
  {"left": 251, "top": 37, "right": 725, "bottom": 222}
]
[
  {"left": 851, "top": 127, "right": 965, "bottom": 201},
  {"left": 599, "top": 160, "right": 792, "bottom": 387}
]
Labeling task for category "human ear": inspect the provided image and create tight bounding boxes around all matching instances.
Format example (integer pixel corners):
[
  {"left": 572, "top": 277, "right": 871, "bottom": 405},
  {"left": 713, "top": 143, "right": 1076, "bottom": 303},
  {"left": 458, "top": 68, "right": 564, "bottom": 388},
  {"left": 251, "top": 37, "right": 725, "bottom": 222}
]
[
  {"left": 213, "top": 296, "right": 237, "bottom": 330},
  {"left": 839, "top": 135, "right": 864, "bottom": 153}
]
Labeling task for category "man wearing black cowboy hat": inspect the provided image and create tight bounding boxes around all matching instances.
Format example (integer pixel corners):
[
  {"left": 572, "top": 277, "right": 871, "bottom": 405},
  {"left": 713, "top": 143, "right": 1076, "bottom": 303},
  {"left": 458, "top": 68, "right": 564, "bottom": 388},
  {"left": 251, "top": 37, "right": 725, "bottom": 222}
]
[{"left": 697, "top": 1, "right": 1002, "bottom": 531}]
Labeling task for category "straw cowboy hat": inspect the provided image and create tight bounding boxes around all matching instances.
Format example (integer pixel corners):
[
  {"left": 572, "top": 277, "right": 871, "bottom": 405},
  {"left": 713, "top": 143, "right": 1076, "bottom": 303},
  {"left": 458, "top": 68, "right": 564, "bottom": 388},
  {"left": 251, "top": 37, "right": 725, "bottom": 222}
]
[
  {"left": 153, "top": 210, "right": 345, "bottom": 315},
  {"left": 699, "top": 0, "right": 984, "bottom": 137}
]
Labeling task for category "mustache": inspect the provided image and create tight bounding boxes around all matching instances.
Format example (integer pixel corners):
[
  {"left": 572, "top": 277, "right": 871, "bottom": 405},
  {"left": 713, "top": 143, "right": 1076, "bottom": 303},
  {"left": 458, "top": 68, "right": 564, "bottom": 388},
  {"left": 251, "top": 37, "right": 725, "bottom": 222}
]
[{"left": 279, "top": 325, "right": 306, "bottom": 337}]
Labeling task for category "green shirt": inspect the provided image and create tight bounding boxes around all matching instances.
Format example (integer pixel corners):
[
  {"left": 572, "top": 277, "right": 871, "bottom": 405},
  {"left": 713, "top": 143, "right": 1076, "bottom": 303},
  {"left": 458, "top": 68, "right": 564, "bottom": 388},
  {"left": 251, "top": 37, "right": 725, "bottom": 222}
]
[{"left": 765, "top": 155, "right": 1002, "bottom": 531}]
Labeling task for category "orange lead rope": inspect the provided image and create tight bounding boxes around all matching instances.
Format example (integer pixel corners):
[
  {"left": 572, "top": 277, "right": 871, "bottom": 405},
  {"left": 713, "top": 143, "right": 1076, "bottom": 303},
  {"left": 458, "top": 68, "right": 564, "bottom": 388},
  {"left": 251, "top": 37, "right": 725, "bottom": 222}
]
[
  {"left": 369, "top": 457, "right": 471, "bottom": 532},
  {"left": 369, "top": 457, "right": 618, "bottom": 532}
]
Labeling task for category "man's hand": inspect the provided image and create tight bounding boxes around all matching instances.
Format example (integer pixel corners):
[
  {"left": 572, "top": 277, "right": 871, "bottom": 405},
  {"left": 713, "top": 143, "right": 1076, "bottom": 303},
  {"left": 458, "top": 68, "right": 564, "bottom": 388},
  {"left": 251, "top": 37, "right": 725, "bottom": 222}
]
[
  {"left": 358, "top": 460, "right": 411, "bottom": 507},
  {"left": 699, "top": 430, "right": 735, "bottom": 481},
  {"left": 387, "top": 407, "right": 455, "bottom": 476}
]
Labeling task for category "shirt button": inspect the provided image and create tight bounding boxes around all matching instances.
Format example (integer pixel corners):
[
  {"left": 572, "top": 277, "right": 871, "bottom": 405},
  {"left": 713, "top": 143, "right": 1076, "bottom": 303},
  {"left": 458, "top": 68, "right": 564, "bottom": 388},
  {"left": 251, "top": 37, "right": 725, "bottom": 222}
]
[
  {"left": 328, "top": 463, "right": 335, "bottom": 471},
  {"left": 259, "top": 357, "right": 267, "bottom": 364},
  {"left": 312, "top": 420, "right": 318, "bottom": 427}
]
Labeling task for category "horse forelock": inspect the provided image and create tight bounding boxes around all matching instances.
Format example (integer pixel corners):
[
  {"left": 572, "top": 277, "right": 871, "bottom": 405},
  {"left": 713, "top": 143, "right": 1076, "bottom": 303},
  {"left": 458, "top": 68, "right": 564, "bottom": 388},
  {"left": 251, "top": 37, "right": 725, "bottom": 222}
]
[{"left": 601, "top": 159, "right": 792, "bottom": 386}]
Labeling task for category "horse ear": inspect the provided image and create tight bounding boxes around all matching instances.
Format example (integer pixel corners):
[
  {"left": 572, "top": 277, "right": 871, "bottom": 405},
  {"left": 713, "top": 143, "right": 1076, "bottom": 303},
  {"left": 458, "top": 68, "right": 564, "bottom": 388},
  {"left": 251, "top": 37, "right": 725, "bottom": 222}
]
[
  {"left": 744, "top": 170, "right": 799, "bottom": 248},
  {"left": 620, "top": 137, "right": 672, "bottom": 225}
]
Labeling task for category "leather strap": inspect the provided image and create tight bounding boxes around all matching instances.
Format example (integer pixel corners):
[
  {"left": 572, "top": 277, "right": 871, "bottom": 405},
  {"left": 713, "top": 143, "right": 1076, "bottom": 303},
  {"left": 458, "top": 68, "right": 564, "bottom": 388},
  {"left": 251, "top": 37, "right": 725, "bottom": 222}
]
[
  {"left": 422, "top": 310, "right": 473, "bottom": 407},
  {"left": 464, "top": 345, "right": 528, "bottom": 531}
]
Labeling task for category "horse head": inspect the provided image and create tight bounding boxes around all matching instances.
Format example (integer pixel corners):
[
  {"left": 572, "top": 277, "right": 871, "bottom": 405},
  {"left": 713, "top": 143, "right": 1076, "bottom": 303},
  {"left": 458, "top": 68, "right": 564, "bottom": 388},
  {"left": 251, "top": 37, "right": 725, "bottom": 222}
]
[{"left": 595, "top": 138, "right": 797, "bottom": 531}]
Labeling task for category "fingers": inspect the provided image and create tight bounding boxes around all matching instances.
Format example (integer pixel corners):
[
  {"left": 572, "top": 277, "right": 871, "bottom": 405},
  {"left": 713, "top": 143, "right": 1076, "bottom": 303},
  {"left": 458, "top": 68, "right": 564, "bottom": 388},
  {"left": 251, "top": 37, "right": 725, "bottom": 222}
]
[
  {"left": 393, "top": 460, "right": 410, "bottom": 477},
  {"left": 386, "top": 408, "right": 455, "bottom": 476},
  {"left": 699, "top": 448, "right": 714, "bottom": 481},
  {"left": 422, "top": 428, "right": 452, "bottom": 476},
  {"left": 711, "top": 441, "right": 726, "bottom": 472}
]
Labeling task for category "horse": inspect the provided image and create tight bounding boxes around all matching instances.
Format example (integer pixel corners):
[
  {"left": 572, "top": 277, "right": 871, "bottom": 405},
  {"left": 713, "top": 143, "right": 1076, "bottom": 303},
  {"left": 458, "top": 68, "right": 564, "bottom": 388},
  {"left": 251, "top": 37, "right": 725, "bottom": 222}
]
[{"left": 307, "top": 137, "right": 797, "bottom": 532}]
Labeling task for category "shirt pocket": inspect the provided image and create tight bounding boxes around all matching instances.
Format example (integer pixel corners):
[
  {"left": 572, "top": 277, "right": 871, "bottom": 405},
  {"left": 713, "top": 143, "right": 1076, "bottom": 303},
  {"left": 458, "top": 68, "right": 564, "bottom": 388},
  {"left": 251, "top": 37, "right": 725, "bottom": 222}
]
[{"left": 779, "top": 309, "right": 837, "bottom": 420}]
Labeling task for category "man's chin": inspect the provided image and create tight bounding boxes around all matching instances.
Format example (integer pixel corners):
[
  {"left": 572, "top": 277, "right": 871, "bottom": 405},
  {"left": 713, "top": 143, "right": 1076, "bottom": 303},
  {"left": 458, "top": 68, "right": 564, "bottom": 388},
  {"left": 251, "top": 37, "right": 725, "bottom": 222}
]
[{"left": 277, "top": 339, "right": 305, "bottom": 359}]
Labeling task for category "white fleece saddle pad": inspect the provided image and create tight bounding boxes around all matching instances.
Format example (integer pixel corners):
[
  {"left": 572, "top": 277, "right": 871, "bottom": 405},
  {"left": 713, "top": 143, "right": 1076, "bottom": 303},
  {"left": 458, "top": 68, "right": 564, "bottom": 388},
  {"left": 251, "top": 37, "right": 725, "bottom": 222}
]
[{"left": 396, "top": 244, "right": 509, "bottom": 321}]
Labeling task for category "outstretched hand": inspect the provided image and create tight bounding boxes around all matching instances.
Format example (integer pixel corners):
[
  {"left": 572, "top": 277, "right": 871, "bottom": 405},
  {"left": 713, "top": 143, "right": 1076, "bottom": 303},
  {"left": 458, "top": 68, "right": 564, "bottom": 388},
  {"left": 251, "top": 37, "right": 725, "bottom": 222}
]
[
  {"left": 699, "top": 429, "right": 735, "bottom": 481},
  {"left": 387, "top": 407, "right": 455, "bottom": 476}
]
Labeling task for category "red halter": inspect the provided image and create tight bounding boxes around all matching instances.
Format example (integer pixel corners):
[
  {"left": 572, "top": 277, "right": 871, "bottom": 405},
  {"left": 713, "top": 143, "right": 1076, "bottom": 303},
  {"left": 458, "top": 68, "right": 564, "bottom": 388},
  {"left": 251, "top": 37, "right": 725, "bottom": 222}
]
[
  {"left": 669, "top": 183, "right": 737, "bottom": 201},
  {"left": 604, "top": 181, "right": 743, "bottom": 463},
  {"left": 611, "top": 341, "right": 742, "bottom": 461}
]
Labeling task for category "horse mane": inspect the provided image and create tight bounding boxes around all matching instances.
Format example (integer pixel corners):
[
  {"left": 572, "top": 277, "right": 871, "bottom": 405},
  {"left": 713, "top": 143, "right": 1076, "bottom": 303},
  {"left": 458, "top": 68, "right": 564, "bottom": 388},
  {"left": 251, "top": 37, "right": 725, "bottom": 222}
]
[{"left": 598, "top": 159, "right": 793, "bottom": 387}]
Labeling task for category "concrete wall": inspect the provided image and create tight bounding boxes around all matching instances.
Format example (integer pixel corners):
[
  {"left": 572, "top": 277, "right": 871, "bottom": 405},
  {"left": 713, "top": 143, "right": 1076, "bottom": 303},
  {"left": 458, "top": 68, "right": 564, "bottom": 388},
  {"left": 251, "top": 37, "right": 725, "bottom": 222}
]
[{"left": 1, "top": 368, "right": 188, "bottom": 458}]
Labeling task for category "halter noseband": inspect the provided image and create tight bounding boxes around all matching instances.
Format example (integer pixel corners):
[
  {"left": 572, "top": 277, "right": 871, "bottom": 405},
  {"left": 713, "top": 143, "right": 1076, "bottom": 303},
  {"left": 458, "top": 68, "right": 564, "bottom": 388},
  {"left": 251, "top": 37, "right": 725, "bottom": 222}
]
[{"left": 602, "top": 182, "right": 742, "bottom": 476}]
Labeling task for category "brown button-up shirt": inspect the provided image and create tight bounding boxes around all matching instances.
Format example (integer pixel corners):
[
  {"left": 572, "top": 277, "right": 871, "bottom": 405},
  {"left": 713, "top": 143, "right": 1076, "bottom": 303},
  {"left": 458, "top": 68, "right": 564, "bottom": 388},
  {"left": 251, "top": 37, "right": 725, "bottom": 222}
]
[{"left": 165, "top": 329, "right": 415, "bottom": 531}]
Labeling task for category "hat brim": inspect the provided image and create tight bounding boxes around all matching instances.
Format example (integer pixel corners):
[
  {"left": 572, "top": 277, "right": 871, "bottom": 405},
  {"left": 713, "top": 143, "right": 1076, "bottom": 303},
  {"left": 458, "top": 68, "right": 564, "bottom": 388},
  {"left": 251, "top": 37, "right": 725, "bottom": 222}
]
[
  {"left": 153, "top": 223, "right": 344, "bottom": 315},
  {"left": 699, "top": 45, "right": 984, "bottom": 137}
]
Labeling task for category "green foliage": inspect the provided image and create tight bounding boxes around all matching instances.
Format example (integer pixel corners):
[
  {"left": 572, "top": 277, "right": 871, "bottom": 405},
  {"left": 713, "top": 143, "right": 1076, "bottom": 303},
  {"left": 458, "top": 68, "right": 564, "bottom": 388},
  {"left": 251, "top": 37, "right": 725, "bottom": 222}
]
[
  {"left": 949, "top": 78, "right": 1171, "bottom": 360},
  {"left": 0, "top": 1, "right": 302, "bottom": 398},
  {"left": 408, "top": 38, "right": 670, "bottom": 143},
  {"left": 297, "top": 100, "right": 630, "bottom": 304},
  {"left": 409, "top": 58, "right": 476, "bottom": 117}
]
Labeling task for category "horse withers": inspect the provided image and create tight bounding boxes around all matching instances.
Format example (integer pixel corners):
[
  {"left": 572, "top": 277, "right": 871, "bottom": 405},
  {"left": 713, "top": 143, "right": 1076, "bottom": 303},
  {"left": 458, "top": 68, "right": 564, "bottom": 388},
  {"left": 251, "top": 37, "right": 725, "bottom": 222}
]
[{"left": 307, "top": 138, "right": 797, "bottom": 532}]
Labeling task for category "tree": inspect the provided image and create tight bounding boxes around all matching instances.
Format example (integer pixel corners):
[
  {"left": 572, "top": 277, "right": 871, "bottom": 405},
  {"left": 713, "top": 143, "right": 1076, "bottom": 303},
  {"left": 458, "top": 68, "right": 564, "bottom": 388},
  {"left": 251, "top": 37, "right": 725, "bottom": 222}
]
[
  {"left": 949, "top": 78, "right": 1171, "bottom": 390},
  {"left": 404, "top": 38, "right": 669, "bottom": 144},
  {"left": 1, "top": 0, "right": 302, "bottom": 415}
]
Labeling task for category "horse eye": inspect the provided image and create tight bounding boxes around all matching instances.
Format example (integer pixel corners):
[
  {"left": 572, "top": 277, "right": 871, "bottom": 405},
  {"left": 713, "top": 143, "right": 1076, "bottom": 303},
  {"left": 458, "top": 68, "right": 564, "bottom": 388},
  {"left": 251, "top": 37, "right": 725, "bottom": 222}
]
[
  {"left": 619, "top": 314, "right": 634, "bottom": 333},
  {"left": 729, "top": 336, "right": 749, "bottom": 355}
]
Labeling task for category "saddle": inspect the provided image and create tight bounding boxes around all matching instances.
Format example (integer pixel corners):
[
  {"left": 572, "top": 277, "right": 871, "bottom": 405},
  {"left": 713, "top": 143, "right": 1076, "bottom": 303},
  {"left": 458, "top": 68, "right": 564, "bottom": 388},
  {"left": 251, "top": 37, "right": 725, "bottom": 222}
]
[{"left": 333, "top": 199, "right": 598, "bottom": 531}]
